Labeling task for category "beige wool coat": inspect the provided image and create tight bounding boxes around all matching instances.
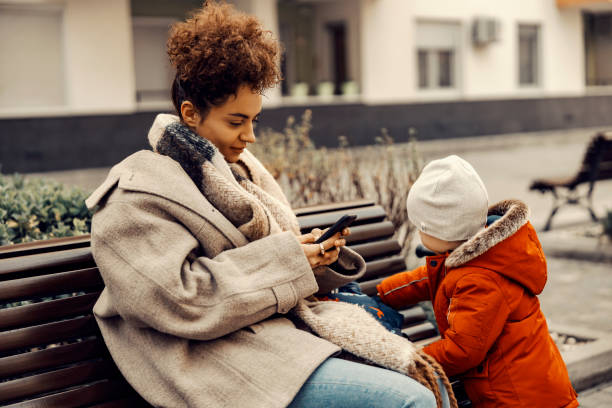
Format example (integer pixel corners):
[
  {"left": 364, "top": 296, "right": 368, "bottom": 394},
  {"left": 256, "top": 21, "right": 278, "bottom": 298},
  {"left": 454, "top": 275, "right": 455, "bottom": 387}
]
[{"left": 86, "top": 148, "right": 366, "bottom": 408}]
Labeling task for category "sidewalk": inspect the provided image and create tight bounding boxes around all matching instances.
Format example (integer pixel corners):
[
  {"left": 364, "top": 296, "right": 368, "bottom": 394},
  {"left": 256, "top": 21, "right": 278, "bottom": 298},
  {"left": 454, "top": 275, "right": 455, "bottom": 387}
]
[{"left": 578, "top": 380, "right": 612, "bottom": 407}]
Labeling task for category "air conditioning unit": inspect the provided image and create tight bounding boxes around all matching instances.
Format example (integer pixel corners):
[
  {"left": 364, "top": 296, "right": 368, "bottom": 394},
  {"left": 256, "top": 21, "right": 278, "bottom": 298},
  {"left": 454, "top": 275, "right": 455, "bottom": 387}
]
[{"left": 472, "top": 17, "right": 500, "bottom": 46}]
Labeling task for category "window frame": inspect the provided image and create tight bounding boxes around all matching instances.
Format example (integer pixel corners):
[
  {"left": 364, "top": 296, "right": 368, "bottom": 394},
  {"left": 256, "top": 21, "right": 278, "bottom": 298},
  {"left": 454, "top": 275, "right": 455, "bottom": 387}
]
[
  {"left": 517, "top": 23, "right": 542, "bottom": 88},
  {"left": 132, "top": 16, "right": 177, "bottom": 111},
  {"left": 415, "top": 20, "right": 462, "bottom": 95}
]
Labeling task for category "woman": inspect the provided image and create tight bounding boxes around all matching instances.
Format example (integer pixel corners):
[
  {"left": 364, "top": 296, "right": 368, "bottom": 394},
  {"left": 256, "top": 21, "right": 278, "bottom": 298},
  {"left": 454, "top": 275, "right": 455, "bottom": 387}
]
[{"left": 86, "top": 2, "right": 454, "bottom": 407}]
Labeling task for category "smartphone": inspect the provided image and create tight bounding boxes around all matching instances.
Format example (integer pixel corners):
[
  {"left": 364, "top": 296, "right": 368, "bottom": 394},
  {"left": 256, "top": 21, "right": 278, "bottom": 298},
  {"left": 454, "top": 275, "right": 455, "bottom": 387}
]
[{"left": 314, "top": 214, "right": 357, "bottom": 245}]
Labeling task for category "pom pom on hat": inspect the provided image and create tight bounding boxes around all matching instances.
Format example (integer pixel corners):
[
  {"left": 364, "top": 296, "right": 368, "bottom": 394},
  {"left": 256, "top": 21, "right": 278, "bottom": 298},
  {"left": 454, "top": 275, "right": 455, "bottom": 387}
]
[{"left": 407, "top": 155, "right": 489, "bottom": 241}]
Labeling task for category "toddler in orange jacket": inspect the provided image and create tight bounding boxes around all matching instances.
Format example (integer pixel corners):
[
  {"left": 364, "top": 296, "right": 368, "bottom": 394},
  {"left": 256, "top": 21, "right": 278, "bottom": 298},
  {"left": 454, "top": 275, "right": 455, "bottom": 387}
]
[{"left": 377, "top": 155, "right": 577, "bottom": 407}]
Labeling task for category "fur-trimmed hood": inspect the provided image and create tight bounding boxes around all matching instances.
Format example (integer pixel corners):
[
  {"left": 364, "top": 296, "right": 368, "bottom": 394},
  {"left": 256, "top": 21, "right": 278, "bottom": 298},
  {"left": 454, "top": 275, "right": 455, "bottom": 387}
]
[{"left": 445, "top": 199, "right": 547, "bottom": 295}]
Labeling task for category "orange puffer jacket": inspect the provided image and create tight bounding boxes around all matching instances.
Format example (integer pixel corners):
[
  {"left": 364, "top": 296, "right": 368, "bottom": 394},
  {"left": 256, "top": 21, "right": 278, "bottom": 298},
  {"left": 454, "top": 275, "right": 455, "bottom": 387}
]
[{"left": 377, "top": 200, "right": 578, "bottom": 408}]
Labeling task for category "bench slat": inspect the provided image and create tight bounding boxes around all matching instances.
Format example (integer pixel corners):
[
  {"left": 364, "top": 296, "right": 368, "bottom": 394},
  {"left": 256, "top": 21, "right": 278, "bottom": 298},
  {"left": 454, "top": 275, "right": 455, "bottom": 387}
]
[
  {"left": 0, "top": 235, "right": 92, "bottom": 260},
  {"left": 351, "top": 239, "right": 401, "bottom": 261},
  {"left": 0, "top": 293, "right": 100, "bottom": 330},
  {"left": 0, "top": 248, "right": 95, "bottom": 279},
  {"left": 0, "top": 315, "right": 97, "bottom": 353},
  {"left": 3, "top": 379, "right": 136, "bottom": 408},
  {"left": 298, "top": 206, "right": 386, "bottom": 231},
  {"left": 414, "top": 336, "right": 440, "bottom": 349},
  {"left": 344, "top": 221, "right": 395, "bottom": 245},
  {"left": 0, "top": 338, "right": 105, "bottom": 379},
  {"left": 293, "top": 200, "right": 374, "bottom": 217},
  {"left": 0, "top": 359, "right": 119, "bottom": 404},
  {"left": 401, "top": 307, "right": 428, "bottom": 326},
  {"left": 0, "top": 268, "right": 103, "bottom": 303},
  {"left": 88, "top": 396, "right": 151, "bottom": 408},
  {"left": 359, "top": 277, "right": 383, "bottom": 296},
  {"left": 360, "top": 255, "right": 406, "bottom": 281},
  {"left": 402, "top": 322, "right": 438, "bottom": 342}
]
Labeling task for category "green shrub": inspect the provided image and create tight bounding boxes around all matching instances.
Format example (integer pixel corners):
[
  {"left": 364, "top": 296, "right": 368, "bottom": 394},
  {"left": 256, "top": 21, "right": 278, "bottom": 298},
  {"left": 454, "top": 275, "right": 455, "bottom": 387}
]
[{"left": 0, "top": 173, "right": 91, "bottom": 246}]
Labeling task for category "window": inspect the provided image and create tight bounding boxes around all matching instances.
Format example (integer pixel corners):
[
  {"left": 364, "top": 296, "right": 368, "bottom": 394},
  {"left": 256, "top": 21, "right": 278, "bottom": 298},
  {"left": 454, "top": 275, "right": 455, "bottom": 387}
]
[
  {"left": 418, "top": 50, "right": 428, "bottom": 88},
  {"left": 518, "top": 24, "right": 540, "bottom": 86},
  {"left": 416, "top": 22, "right": 460, "bottom": 90},
  {"left": 132, "top": 17, "right": 176, "bottom": 104},
  {"left": 0, "top": 5, "right": 65, "bottom": 108},
  {"left": 278, "top": 2, "right": 316, "bottom": 96},
  {"left": 438, "top": 50, "right": 453, "bottom": 87},
  {"left": 584, "top": 12, "right": 612, "bottom": 86}
]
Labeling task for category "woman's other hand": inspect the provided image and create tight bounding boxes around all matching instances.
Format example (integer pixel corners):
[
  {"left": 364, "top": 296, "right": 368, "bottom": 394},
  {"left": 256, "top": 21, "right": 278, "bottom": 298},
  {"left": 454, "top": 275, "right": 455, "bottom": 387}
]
[{"left": 298, "top": 227, "right": 350, "bottom": 269}]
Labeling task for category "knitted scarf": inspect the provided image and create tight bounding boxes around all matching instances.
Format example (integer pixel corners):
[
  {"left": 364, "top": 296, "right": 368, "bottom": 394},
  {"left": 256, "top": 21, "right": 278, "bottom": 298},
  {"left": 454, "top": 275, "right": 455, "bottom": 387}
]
[{"left": 148, "top": 115, "right": 457, "bottom": 408}]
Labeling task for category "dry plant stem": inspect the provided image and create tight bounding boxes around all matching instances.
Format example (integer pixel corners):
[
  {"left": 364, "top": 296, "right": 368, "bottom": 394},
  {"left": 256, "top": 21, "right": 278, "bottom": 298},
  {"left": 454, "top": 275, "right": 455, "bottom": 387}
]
[{"left": 251, "top": 110, "right": 421, "bottom": 255}]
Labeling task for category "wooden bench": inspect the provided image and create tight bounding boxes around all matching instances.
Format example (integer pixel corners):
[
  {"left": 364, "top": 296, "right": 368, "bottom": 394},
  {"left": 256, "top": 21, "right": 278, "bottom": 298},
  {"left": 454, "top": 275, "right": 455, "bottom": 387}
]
[
  {"left": 530, "top": 132, "right": 612, "bottom": 230},
  {"left": 0, "top": 200, "right": 469, "bottom": 407}
]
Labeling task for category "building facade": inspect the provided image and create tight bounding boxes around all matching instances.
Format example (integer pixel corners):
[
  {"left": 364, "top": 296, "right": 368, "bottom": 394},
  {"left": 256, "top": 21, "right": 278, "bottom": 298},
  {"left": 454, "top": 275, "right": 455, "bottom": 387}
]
[{"left": 1, "top": 0, "right": 611, "bottom": 171}]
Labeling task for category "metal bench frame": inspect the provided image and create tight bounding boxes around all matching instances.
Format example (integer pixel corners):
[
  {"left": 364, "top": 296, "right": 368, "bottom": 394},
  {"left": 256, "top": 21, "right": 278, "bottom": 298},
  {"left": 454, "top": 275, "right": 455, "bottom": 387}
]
[
  {"left": 1, "top": 200, "right": 468, "bottom": 407},
  {"left": 530, "top": 132, "right": 612, "bottom": 231}
]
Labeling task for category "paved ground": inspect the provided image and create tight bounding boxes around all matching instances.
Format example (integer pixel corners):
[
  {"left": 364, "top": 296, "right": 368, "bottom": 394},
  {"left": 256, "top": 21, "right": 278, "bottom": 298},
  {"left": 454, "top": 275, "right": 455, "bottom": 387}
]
[
  {"left": 25, "top": 125, "right": 612, "bottom": 404},
  {"left": 542, "top": 256, "right": 612, "bottom": 334},
  {"left": 579, "top": 380, "right": 612, "bottom": 407}
]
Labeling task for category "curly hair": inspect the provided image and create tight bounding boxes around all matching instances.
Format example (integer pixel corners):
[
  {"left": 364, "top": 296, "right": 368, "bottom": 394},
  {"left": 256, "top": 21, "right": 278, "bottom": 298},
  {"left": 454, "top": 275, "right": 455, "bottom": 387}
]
[{"left": 167, "top": 1, "right": 281, "bottom": 119}]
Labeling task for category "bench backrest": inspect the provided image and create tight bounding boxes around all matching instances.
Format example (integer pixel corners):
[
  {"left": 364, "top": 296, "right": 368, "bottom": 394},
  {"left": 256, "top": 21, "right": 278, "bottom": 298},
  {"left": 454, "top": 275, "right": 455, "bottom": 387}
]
[
  {"left": 0, "top": 200, "right": 436, "bottom": 407},
  {"left": 572, "top": 132, "right": 612, "bottom": 189}
]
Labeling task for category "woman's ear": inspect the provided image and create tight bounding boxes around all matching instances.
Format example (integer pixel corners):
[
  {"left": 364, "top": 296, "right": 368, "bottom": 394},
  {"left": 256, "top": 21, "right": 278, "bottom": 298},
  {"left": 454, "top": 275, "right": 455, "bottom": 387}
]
[{"left": 180, "top": 101, "right": 200, "bottom": 128}]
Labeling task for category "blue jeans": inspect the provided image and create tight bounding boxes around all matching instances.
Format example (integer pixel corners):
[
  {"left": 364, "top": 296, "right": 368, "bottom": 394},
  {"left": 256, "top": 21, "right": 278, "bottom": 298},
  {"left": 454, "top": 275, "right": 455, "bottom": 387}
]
[{"left": 288, "top": 357, "right": 450, "bottom": 408}]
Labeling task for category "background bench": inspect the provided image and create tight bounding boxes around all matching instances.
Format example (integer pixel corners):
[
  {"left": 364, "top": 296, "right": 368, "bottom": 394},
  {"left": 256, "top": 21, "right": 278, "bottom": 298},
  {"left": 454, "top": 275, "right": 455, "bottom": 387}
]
[
  {"left": 530, "top": 132, "right": 612, "bottom": 230},
  {"left": 0, "top": 200, "right": 469, "bottom": 407}
]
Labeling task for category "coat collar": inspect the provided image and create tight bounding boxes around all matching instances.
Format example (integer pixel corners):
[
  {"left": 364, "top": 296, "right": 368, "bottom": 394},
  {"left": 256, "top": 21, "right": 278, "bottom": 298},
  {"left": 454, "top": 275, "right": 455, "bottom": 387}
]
[
  {"left": 445, "top": 200, "right": 529, "bottom": 268},
  {"left": 86, "top": 150, "right": 249, "bottom": 248}
]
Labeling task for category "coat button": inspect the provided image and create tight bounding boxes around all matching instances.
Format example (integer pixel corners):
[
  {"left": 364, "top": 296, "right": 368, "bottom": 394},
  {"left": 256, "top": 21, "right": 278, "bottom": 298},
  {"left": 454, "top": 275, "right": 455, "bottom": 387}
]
[
  {"left": 477, "top": 364, "right": 484, "bottom": 373},
  {"left": 430, "top": 260, "right": 438, "bottom": 267}
]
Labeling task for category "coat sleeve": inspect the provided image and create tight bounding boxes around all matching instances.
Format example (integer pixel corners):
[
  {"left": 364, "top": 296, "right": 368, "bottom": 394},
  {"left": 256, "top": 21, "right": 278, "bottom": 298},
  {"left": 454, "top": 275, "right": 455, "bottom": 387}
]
[
  {"left": 422, "top": 273, "right": 511, "bottom": 377},
  {"left": 91, "top": 200, "right": 319, "bottom": 341},
  {"left": 375, "top": 266, "right": 431, "bottom": 309},
  {"left": 313, "top": 246, "right": 367, "bottom": 294}
]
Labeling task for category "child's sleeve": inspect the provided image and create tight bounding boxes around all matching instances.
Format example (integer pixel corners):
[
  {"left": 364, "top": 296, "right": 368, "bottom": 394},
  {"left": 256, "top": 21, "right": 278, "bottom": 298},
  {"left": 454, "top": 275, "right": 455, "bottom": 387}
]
[
  {"left": 422, "top": 273, "right": 510, "bottom": 377},
  {"left": 376, "top": 265, "right": 431, "bottom": 309}
]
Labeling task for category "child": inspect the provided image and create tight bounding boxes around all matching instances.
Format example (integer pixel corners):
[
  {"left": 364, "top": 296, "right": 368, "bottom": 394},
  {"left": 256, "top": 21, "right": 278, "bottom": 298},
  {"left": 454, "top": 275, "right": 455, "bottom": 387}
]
[{"left": 377, "top": 155, "right": 578, "bottom": 408}]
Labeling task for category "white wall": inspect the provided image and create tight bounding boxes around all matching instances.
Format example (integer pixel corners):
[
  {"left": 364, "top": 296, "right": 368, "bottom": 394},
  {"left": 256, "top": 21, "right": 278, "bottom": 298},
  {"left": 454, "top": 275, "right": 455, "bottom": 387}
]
[
  {"left": 0, "top": 0, "right": 136, "bottom": 118},
  {"left": 0, "top": 0, "right": 589, "bottom": 117},
  {"left": 63, "top": 0, "right": 135, "bottom": 112},
  {"left": 360, "top": 0, "right": 415, "bottom": 102},
  {"left": 0, "top": 3, "right": 65, "bottom": 109},
  {"left": 544, "top": 6, "right": 584, "bottom": 94},
  {"left": 360, "top": 0, "right": 585, "bottom": 103}
]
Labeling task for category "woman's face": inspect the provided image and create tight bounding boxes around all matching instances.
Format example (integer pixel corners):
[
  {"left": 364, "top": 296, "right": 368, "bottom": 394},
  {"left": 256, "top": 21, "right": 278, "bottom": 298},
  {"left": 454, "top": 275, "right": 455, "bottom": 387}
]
[{"left": 195, "top": 85, "right": 262, "bottom": 163}]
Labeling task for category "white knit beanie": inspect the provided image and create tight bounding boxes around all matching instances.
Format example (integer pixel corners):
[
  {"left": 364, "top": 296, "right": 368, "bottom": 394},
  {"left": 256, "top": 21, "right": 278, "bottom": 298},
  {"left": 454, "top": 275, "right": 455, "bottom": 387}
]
[{"left": 407, "top": 155, "right": 489, "bottom": 241}]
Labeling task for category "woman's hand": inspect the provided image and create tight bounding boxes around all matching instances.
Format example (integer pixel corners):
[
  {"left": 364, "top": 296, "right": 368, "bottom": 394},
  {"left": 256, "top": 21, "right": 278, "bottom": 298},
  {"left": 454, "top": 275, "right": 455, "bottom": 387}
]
[{"left": 299, "top": 227, "right": 350, "bottom": 269}]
